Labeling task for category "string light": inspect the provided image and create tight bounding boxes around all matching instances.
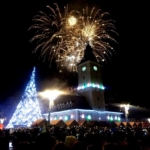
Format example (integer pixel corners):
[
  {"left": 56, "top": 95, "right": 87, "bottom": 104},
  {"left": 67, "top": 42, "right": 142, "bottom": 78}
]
[{"left": 6, "top": 67, "right": 42, "bottom": 128}]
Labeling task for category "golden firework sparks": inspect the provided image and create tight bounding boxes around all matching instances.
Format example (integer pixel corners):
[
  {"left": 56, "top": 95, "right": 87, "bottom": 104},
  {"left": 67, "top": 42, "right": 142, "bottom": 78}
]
[{"left": 29, "top": 3, "right": 118, "bottom": 72}]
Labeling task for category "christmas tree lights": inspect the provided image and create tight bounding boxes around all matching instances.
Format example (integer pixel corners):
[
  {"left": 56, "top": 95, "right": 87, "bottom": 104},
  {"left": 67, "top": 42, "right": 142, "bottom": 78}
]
[{"left": 6, "top": 67, "right": 42, "bottom": 128}]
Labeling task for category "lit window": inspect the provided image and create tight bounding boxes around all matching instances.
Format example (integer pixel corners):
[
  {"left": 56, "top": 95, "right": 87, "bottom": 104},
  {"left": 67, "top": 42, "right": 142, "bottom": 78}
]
[
  {"left": 64, "top": 116, "right": 68, "bottom": 121},
  {"left": 71, "top": 114, "right": 74, "bottom": 119},
  {"left": 93, "top": 66, "right": 98, "bottom": 71},
  {"left": 54, "top": 116, "right": 57, "bottom": 120},
  {"left": 82, "top": 66, "right": 86, "bottom": 71},
  {"left": 110, "top": 116, "right": 113, "bottom": 121},
  {"left": 87, "top": 115, "right": 91, "bottom": 120},
  {"left": 81, "top": 114, "right": 85, "bottom": 118},
  {"left": 117, "top": 117, "right": 121, "bottom": 121}
]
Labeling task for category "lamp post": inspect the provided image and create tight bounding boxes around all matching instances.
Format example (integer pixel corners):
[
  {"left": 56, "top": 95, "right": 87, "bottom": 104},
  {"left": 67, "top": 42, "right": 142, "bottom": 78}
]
[
  {"left": 40, "top": 90, "right": 62, "bottom": 125},
  {"left": 121, "top": 104, "right": 129, "bottom": 122}
]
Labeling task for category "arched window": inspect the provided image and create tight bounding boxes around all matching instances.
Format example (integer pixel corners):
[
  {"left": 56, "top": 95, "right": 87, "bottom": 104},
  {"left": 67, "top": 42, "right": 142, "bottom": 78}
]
[
  {"left": 70, "top": 101, "right": 73, "bottom": 107},
  {"left": 66, "top": 102, "right": 69, "bottom": 108},
  {"left": 62, "top": 103, "right": 65, "bottom": 109},
  {"left": 57, "top": 104, "right": 60, "bottom": 109}
]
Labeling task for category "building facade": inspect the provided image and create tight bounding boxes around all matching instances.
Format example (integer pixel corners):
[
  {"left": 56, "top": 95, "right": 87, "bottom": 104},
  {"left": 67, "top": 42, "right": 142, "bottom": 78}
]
[{"left": 43, "top": 44, "right": 122, "bottom": 123}]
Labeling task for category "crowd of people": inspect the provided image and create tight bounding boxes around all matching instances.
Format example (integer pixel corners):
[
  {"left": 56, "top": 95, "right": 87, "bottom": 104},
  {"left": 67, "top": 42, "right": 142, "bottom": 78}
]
[{"left": 0, "top": 123, "right": 150, "bottom": 150}]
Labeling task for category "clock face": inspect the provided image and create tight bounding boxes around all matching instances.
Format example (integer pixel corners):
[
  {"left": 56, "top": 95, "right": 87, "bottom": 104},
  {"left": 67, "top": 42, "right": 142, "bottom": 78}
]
[
  {"left": 93, "top": 66, "right": 98, "bottom": 71},
  {"left": 82, "top": 66, "right": 86, "bottom": 71}
]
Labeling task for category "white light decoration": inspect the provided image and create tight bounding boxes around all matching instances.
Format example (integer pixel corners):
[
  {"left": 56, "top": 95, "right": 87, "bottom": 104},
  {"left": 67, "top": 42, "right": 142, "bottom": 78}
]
[
  {"left": 118, "top": 117, "right": 121, "bottom": 121},
  {"left": 107, "top": 116, "right": 110, "bottom": 120},
  {"left": 6, "top": 67, "right": 42, "bottom": 128},
  {"left": 71, "top": 114, "right": 74, "bottom": 119},
  {"left": 107, "top": 115, "right": 120, "bottom": 122},
  {"left": 81, "top": 114, "right": 85, "bottom": 119},
  {"left": 44, "top": 109, "right": 122, "bottom": 115},
  {"left": 77, "top": 83, "right": 105, "bottom": 90},
  {"left": 148, "top": 118, "right": 150, "bottom": 123},
  {"left": 43, "top": 109, "right": 122, "bottom": 122}
]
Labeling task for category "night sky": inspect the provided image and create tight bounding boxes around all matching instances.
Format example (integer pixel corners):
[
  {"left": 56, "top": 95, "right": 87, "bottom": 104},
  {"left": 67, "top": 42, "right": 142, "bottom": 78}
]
[{"left": 0, "top": 0, "right": 149, "bottom": 111}]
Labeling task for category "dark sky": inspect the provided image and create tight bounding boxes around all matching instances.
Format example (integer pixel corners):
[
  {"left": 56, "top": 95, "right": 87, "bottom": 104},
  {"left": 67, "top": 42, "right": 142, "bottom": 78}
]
[{"left": 0, "top": 0, "right": 149, "bottom": 109}]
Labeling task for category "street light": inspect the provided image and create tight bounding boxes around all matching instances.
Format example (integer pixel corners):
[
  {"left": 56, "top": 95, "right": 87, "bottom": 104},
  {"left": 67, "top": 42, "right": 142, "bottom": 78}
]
[
  {"left": 40, "top": 90, "right": 62, "bottom": 125},
  {"left": 121, "top": 104, "right": 129, "bottom": 122}
]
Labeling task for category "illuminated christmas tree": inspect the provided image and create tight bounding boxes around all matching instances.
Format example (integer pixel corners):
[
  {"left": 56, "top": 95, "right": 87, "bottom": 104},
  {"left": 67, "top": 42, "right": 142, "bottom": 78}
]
[{"left": 6, "top": 67, "right": 42, "bottom": 128}]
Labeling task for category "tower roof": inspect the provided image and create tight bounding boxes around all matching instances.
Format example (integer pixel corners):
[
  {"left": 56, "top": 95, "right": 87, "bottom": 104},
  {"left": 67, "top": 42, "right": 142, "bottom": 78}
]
[{"left": 78, "top": 43, "right": 98, "bottom": 65}]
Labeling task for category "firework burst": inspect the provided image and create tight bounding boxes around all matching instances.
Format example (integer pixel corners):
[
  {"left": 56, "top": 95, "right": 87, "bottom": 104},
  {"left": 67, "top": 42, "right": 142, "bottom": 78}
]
[
  {"left": 29, "top": 3, "right": 118, "bottom": 72},
  {"left": 77, "top": 6, "right": 118, "bottom": 62}
]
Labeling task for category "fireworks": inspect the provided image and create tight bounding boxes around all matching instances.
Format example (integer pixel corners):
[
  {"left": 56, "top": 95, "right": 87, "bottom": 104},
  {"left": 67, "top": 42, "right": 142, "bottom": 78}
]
[{"left": 29, "top": 3, "right": 118, "bottom": 72}]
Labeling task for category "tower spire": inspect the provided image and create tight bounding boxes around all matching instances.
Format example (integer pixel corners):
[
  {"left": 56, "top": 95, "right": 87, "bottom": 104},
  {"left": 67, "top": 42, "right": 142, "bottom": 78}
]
[{"left": 78, "top": 43, "right": 97, "bottom": 65}]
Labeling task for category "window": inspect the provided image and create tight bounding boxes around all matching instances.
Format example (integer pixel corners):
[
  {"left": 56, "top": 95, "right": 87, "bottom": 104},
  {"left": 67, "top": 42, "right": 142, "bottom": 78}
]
[
  {"left": 70, "top": 101, "right": 73, "bottom": 107},
  {"left": 93, "top": 66, "right": 98, "bottom": 71},
  {"left": 57, "top": 104, "right": 60, "bottom": 109},
  {"left": 82, "top": 66, "right": 86, "bottom": 71},
  {"left": 62, "top": 103, "right": 65, "bottom": 108},
  {"left": 66, "top": 102, "right": 69, "bottom": 108}
]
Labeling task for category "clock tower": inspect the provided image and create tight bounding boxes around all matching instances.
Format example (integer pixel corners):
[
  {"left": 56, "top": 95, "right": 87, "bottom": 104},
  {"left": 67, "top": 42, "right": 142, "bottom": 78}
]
[{"left": 77, "top": 44, "right": 105, "bottom": 111}]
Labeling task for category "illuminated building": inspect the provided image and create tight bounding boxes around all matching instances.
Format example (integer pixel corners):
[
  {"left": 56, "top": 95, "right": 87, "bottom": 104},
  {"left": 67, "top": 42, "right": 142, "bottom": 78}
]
[{"left": 43, "top": 44, "right": 122, "bottom": 122}]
